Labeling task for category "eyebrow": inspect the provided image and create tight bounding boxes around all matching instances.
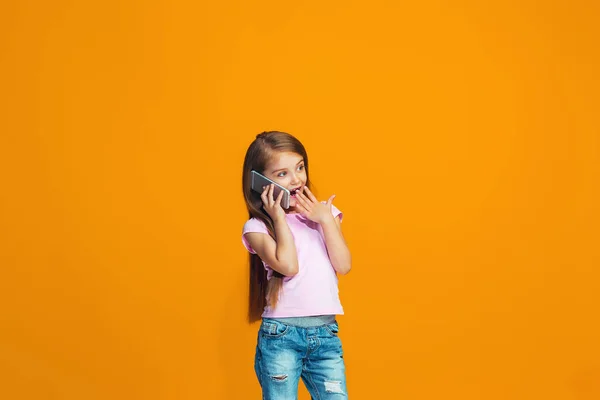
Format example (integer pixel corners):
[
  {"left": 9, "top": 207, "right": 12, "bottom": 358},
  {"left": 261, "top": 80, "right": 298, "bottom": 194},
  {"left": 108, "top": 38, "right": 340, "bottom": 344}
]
[{"left": 271, "top": 159, "right": 304, "bottom": 173}]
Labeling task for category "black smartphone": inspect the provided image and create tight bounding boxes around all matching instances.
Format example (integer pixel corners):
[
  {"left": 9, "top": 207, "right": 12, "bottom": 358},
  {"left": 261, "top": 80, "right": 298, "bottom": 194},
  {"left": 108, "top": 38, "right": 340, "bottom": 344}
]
[{"left": 251, "top": 170, "right": 290, "bottom": 209}]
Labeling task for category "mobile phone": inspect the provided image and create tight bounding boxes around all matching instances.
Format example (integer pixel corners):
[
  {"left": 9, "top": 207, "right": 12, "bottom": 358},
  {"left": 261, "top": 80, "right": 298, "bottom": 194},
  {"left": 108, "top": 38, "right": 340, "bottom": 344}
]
[{"left": 251, "top": 170, "right": 290, "bottom": 209}]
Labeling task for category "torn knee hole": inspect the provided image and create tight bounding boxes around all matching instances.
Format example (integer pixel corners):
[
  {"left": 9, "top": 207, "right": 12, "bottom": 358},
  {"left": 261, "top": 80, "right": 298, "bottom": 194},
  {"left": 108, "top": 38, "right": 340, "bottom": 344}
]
[
  {"left": 325, "top": 380, "right": 344, "bottom": 394},
  {"left": 270, "top": 374, "right": 288, "bottom": 382}
]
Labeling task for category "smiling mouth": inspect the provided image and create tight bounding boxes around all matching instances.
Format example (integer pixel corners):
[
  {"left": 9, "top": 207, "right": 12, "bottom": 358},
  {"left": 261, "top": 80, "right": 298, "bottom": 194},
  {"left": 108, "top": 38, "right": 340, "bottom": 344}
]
[{"left": 290, "top": 186, "right": 303, "bottom": 196}]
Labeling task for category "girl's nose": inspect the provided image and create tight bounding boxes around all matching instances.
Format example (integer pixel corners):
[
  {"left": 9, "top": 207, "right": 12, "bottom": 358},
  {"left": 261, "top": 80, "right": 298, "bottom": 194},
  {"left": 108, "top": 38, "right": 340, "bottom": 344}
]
[{"left": 290, "top": 173, "right": 301, "bottom": 185}]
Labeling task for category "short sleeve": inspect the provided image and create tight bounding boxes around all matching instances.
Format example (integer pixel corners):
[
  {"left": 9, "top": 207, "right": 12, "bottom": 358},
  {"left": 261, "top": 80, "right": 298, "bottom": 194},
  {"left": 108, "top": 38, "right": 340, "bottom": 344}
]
[
  {"left": 331, "top": 204, "right": 343, "bottom": 222},
  {"left": 242, "top": 218, "right": 269, "bottom": 254}
]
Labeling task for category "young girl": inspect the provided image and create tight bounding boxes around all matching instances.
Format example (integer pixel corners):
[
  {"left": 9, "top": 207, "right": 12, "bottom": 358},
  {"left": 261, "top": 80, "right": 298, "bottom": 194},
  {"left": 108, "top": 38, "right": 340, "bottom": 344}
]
[{"left": 241, "top": 131, "right": 352, "bottom": 399}]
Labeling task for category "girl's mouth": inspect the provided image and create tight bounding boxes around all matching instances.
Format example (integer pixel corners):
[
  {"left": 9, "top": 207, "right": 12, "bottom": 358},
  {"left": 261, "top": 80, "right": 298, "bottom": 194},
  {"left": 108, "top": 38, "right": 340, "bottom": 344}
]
[{"left": 290, "top": 186, "right": 303, "bottom": 196}]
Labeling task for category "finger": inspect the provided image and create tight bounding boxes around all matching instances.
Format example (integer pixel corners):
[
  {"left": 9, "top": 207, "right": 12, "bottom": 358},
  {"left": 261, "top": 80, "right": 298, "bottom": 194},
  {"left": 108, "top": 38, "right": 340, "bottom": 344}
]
[
  {"left": 303, "top": 186, "right": 319, "bottom": 203},
  {"left": 294, "top": 200, "right": 309, "bottom": 216},
  {"left": 297, "top": 189, "right": 313, "bottom": 206},
  {"left": 295, "top": 191, "right": 311, "bottom": 210},
  {"left": 268, "top": 184, "right": 275, "bottom": 204},
  {"left": 327, "top": 194, "right": 336, "bottom": 205},
  {"left": 275, "top": 189, "right": 284, "bottom": 206},
  {"left": 260, "top": 186, "right": 269, "bottom": 204}
]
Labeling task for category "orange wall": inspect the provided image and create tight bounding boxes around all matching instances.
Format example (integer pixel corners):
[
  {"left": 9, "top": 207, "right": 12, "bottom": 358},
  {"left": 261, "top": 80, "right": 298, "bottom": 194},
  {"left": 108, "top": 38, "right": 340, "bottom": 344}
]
[{"left": 1, "top": 1, "right": 599, "bottom": 399}]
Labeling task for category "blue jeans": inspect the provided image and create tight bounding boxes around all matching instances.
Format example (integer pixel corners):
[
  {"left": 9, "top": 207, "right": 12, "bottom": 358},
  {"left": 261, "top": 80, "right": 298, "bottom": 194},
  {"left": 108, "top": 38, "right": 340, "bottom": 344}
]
[{"left": 254, "top": 318, "right": 348, "bottom": 399}]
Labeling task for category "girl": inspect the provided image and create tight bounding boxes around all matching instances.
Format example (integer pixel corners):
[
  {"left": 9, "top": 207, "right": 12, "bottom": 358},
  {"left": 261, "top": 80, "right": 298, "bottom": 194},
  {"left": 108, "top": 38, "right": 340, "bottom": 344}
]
[{"left": 241, "top": 131, "right": 352, "bottom": 399}]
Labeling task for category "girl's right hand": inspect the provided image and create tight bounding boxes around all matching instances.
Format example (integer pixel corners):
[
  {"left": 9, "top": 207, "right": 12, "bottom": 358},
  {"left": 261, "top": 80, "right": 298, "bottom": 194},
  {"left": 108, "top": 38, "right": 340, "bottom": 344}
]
[{"left": 261, "top": 184, "right": 286, "bottom": 221}]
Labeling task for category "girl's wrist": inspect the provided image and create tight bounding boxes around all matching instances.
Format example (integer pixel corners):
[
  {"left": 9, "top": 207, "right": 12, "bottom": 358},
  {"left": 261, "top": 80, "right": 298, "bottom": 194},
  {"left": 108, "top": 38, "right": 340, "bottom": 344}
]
[
  {"left": 319, "top": 214, "right": 336, "bottom": 227},
  {"left": 272, "top": 214, "right": 287, "bottom": 224}
]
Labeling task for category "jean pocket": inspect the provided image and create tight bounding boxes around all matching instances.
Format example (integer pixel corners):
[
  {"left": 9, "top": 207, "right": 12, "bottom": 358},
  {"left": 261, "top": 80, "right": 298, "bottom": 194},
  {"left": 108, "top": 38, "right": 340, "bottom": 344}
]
[
  {"left": 260, "top": 319, "right": 290, "bottom": 338},
  {"left": 324, "top": 322, "right": 339, "bottom": 336}
]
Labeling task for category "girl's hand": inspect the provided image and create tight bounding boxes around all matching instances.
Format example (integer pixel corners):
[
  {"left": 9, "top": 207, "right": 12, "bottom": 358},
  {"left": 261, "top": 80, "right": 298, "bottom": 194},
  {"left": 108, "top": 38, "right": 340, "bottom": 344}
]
[
  {"left": 295, "top": 186, "right": 336, "bottom": 225},
  {"left": 261, "top": 184, "right": 286, "bottom": 221}
]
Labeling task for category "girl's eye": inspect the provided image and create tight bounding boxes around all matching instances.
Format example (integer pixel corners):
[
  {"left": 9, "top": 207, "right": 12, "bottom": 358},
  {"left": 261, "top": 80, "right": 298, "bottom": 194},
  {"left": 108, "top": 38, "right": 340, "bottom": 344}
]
[
  {"left": 277, "top": 172, "right": 286, "bottom": 177},
  {"left": 298, "top": 165, "right": 305, "bottom": 171}
]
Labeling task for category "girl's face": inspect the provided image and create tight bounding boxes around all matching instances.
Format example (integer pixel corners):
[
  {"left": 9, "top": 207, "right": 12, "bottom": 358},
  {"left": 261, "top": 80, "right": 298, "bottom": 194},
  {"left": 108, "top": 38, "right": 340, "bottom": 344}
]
[{"left": 263, "top": 151, "right": 307, "bottom": 210}]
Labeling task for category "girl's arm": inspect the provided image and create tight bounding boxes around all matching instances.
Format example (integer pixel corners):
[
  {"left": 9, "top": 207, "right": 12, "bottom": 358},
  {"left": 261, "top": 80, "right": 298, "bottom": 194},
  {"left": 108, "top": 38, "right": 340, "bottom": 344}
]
[
  {"left": 244, "top": 217, "right": 299, "bottom": 276},
  {"left": 244, "top": 184, "right": 299, "bottom": 276},
  {"left": 320, "top": 215, "right": 352, "bottom": 275},
  {"left": 295, "top": 187, "right": 352, "bottom": 275}
]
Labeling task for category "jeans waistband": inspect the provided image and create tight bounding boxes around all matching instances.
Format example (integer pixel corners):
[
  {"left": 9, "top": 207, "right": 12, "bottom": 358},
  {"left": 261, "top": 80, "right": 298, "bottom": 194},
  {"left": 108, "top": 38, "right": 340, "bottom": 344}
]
[{"left": 265, "top": 315, "right": 336, "bottom": 328}]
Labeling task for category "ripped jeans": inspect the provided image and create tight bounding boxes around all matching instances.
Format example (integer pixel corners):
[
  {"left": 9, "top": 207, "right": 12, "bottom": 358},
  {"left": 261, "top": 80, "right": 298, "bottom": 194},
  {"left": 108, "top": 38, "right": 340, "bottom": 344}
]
[{"left": 254, "top": 318, "right": 348, "bottom": 399}]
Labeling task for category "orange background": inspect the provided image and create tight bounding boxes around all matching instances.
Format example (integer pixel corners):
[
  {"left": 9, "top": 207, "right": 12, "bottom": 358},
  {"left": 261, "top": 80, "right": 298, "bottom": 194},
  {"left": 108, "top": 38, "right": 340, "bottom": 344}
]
[{"left": 1, "top": 1, "right": 599, "bottom": 399}]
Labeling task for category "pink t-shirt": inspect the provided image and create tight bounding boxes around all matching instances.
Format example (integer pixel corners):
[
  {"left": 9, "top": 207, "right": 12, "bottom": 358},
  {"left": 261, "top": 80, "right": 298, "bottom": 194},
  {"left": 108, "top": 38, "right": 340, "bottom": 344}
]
[{"left": 242, "top": 205, "right": 345, "bottom": 318}]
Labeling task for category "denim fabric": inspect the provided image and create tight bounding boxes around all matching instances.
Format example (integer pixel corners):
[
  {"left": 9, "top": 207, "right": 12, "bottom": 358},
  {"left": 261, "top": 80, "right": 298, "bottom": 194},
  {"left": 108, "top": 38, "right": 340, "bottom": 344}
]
[{"left": 254, "top": 318, "right": 348, "bottom": 399}]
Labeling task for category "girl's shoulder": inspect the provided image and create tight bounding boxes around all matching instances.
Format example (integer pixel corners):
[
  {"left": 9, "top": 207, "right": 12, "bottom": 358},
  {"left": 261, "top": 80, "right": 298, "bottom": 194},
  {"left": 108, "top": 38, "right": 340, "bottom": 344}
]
[
  {"left": 330, "top": 203, "right": 343, "bottom": 221},
  {"left": 241, "top": 217, "right": 269, "bottom": 254},
  {"left": 242, "top": 217, "right": 268, "bottom": 235}
]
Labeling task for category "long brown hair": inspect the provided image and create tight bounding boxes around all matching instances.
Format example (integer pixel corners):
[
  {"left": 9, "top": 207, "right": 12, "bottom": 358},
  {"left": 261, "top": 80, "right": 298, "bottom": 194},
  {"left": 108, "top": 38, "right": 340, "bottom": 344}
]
[{"left": 242, "top": 131, "right": 311, "bottom": 323}]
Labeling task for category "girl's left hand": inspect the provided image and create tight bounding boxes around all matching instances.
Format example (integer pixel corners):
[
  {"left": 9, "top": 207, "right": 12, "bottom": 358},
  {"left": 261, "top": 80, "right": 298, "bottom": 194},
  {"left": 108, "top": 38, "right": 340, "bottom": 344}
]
[{"left": 295, "top": 186, "right": 336, "bottom": 225}]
